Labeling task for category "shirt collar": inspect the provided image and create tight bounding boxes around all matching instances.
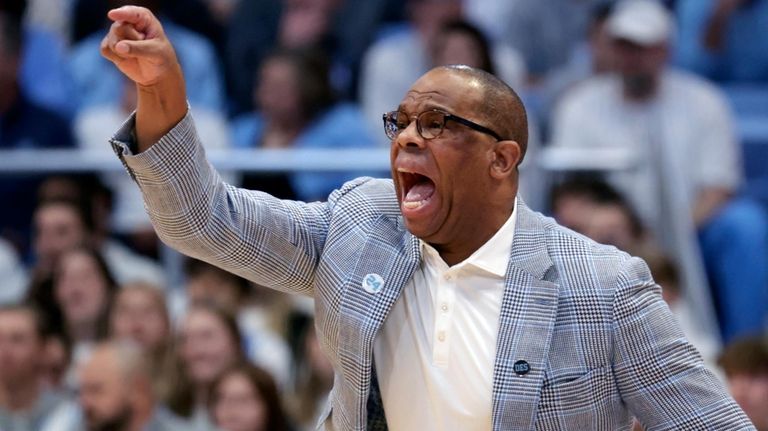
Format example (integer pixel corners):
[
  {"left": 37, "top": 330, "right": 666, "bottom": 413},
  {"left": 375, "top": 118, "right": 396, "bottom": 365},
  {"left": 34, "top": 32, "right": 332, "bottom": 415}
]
[{"left": 420, "top": 198, "right": 517, "bottom": 277}]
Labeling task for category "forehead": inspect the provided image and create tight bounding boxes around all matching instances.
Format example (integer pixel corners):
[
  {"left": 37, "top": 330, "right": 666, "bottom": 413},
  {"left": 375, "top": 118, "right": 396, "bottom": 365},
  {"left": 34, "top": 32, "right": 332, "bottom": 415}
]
[
  {"left": 0, "top": 310, "right": 36, "bottom": 333},
  {"left": 398, "top": 70, "right": 483, "bottom": 114},
  {"left": 81, "top": 351, "right": 121, "bottom": 382}
]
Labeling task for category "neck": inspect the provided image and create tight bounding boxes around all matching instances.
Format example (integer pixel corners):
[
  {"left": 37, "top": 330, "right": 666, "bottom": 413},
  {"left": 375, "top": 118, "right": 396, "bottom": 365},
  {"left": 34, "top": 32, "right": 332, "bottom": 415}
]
[
  {"left": 436, "top": 200, "right": 515, "bottom": 266},
  {"left": 68, "top": 319, "right": 99, "bottom": 342},
  {"left": 195, "top": 385, "right": 208, "bottom": 407},
  {"left": 0, "top": 379, "right": 41, "bottom": 413},
  {"left": 128, "top": 407, "right": 153, "bottom": 431}
]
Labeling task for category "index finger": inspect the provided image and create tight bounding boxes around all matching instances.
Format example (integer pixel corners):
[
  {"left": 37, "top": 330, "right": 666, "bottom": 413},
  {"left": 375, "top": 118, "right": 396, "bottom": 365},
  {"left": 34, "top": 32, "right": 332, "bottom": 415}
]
[{"left": 107, "top": 6, "right": 157, "bottom": 36}]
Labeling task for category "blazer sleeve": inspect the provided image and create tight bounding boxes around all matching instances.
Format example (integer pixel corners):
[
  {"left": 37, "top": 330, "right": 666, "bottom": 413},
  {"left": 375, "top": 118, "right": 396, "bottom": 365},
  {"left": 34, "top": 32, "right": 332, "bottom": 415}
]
[
  {"left": 109, "top": 111, "right": 335, "bottom": 296},
  {"left": 611, "top": 257, "right": 754, "bottom": 430}
]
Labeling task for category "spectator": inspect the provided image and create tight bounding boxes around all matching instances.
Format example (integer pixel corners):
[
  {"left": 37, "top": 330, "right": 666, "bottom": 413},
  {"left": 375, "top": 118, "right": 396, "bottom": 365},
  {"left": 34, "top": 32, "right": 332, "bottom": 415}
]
[
  {"left": 463, "top": 0, "right": 603, "bottom": 80},
  {"left": 539, "top": 1, "right": 616, "bottom": 131},
  {"left": 109, "top": 282, "right": 176, "bottom": 403},
  {"left": 49, "top": 245, "right": 118, "bottom": 391},
  {"left": 0, "top": 304, "right": 64, "bottom": 431},
  {"left": 176, "top": 259, "right": 293, "bottom": 384},
  {"left": 231, "top": 48, "right": 378, "bottom": 202},
  {"left": 0, "top": 0, "right": 77, "bottom": 118},
  {"left": 549, "top": 177, "right": 629, "bottom": 234},
  {"left": 581, "top": 198, "right": 647, "bottom": 253},
  {"left": 359, "top": 0, "right": 525, "bottom": 145},
  {"left": 717, "top": 335, "right": 768, "bottom": 430},
  {"left": 68, "top": 0, "right": 225, "bottom": 113},
  {"left": 225, "top": 0, "right": 401, "bottom": 114},
  {"left": 0, "top": 10, "right": 74, "bottom": 255},
  {"left": 208, "top": 362, "right": 291, "bottom": 431},
  {"left": 42, "top": 341, "right": 186, "bottom": 431},
  {"left": 38, "top": 332, "right": 70, "bottom": 392},
  {"left": 30, "top": 196, "right": 164, "bottom": 287},
  {"left": 430, "top": 20, "right": 498, "bottom": 78},
  {"left": 286, "top": 320, "right": 333, "bottom": 431},
  {"left": 75, "top": 77, "right": 230, "bottom": 238},
  {"left": 550, "top": 0, "right": 768, "bottom": 342},
  {"left": 168, "top": 303, "right": 246, "bottom": 431},
  {"left": 675, "top": 0, "right": 768, "bottom": 82}
]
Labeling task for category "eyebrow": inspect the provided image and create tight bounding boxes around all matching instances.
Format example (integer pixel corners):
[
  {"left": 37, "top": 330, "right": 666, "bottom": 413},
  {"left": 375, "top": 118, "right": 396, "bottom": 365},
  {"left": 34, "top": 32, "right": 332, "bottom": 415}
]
[{"left": 396, "top": 102, "right": 449, "bottom": 115}]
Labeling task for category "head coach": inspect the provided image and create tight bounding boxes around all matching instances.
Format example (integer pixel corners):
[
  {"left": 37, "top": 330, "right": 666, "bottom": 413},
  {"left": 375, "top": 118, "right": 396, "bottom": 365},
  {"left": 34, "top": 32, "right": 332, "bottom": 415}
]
[{"left": 100, "top": 6, "right": 753, "bottom": 430}]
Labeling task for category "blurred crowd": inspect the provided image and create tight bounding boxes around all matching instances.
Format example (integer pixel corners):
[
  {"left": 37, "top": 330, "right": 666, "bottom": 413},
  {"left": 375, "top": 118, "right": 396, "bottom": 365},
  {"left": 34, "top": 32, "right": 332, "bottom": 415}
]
[{"left": 1, "top": 0, "right": 767, "bottom": 430}]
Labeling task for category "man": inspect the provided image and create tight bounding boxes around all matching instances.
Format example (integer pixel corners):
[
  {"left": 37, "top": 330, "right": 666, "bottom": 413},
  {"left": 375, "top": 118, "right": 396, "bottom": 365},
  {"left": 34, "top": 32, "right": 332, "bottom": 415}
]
[
  {"left": 42, "top": 341, "right": 185, "bottom": 431},
  {"left": 0, "top": 304, "right": 63, "bottom": 431},
  {"left": 717, "top": 335, "right": 768, "bottom": 431},
  {"left": 359, "top": 0, "right": 525, "bottom": 146},
  {"left": 31, "top": 197, "right": 164, "bottom": 287},
  {"left": 551, "top": 0, "right": 768, "bottom": 343},
  {"left": 100, "top": 6, "right": 753, "bottom": 430}
]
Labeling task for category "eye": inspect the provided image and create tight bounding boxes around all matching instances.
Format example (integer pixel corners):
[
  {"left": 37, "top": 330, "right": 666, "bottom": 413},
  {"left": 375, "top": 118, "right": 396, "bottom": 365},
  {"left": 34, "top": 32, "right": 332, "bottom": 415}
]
[{"left": 421, "top": 112, "right": 444, "bottom": 135}]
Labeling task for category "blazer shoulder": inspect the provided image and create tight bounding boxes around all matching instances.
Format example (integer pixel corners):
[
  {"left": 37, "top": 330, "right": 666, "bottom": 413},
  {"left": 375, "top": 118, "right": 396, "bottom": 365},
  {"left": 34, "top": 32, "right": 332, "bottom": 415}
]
[
  {"left": 328, "top": 177, "right": 401, "bottom": 220},
  {"left": 540, "top": 216, "right": 640, "bottom": 295}
]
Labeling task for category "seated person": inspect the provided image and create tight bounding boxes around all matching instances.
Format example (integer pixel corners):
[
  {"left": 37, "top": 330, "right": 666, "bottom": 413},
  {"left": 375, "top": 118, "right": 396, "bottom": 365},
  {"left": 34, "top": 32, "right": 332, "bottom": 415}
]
[
  {"left": 717, "top": 335, "right": 768, "bottom": 430},
  {"left": 231, "top": 48, "right": 378, "bottom": 202},
  {"left": 0, "top": 11, "right": 74, "bottom": 255},
  {"left": 68, "top": 0, "right": 224, "bottom": 113}
]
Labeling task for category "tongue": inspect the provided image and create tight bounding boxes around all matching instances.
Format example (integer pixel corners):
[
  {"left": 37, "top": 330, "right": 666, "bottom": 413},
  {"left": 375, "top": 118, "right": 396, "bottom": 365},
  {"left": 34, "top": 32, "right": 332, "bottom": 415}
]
[{"left": 405, "top": 181, "right": 435, "bottom": 202}]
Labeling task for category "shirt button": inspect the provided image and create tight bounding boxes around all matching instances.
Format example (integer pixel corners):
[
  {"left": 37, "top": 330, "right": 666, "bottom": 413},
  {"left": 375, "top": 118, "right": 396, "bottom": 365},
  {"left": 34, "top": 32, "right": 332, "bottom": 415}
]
[
  {"left": 441, "top": 303, "right": 448, "bottom": 312},
  {"left": 444, "top": 274, "right": 452, "bottom": 281},
  {"left": 438, "top": 332, "right": 446, "bottom": 342}
]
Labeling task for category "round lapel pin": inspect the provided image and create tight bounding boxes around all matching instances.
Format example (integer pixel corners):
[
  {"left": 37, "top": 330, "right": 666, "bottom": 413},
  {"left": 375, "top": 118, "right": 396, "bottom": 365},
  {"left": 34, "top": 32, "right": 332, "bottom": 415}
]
[
  {"left": 514, "top": 360, "right": 530, "bottom": 376},
  {"left": 362, "top": 273, "right": 385, "bottom": 294}
]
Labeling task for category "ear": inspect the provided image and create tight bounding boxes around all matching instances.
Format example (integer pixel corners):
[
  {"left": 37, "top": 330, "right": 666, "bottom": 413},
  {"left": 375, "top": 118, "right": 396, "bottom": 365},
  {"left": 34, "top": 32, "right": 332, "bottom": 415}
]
[{"left": 489, "top": 140, "right": 522, "bottom": 180}]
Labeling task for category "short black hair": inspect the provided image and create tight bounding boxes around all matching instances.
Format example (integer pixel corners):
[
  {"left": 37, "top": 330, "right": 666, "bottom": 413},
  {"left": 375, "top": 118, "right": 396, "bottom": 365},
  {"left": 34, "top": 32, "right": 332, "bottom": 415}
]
[{"left": 549, "top": 176, "right": 645, "bottom": 238}]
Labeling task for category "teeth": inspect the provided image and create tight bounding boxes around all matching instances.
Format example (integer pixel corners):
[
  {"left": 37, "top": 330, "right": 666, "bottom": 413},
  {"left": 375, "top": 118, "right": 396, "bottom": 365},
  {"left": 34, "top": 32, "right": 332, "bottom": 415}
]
[{"left": 403, "top": 200, "right": 426, "bottom": 209}]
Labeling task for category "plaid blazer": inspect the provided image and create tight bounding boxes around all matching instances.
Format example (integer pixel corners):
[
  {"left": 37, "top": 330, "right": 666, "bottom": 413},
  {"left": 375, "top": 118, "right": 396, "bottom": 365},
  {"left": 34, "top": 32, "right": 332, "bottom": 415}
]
[{"left": 111, "top": 113, "right": 753, "bottom": 431}]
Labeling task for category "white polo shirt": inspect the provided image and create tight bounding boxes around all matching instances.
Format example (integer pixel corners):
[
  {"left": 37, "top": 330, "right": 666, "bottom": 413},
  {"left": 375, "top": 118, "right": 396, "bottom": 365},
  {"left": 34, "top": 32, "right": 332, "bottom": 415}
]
[{"left": 373, "top": 200, "right": 517, "bottom": 430}]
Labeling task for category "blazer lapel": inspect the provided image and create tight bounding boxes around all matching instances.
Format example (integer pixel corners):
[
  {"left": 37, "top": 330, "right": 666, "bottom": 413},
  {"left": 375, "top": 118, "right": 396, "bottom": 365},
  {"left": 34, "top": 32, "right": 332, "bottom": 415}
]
[
  {"left": 337, "top": 214, "right": 420, "bottom": 425},
  {"left": 492, "top": 201, "right": 560, "bottom": 430}
]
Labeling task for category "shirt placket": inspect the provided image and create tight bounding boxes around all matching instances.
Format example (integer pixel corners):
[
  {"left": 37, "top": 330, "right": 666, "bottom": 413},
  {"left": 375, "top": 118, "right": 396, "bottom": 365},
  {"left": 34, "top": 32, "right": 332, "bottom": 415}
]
[{"left": 432, "top": 268, "right": 456, "bottom": 367}]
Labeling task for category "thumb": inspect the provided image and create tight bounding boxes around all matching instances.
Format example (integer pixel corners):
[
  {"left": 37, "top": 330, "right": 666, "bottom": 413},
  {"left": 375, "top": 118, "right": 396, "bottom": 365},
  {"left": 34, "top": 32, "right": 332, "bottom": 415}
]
[{"left": 114, "top": 39, "right": 168, "bottom": 60}]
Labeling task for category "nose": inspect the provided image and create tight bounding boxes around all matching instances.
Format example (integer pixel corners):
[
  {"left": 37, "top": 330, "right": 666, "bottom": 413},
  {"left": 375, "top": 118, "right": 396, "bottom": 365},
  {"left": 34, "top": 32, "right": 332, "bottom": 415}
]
[{"left": 394, "top": 118, "right": 425, "bottom": 149}]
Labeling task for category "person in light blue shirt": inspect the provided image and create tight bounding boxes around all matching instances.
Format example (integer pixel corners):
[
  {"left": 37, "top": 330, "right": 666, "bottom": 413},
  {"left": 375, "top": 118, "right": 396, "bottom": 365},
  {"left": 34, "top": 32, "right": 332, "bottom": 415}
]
[
  {"left": 675, "top": 0, "right": 768, "bottom": 82},
  {"left": 231, "top": 48, "right": 379, "bottom": 202},
  {"left": 68, "top": 0, "right": 224, "bottom": 114}
]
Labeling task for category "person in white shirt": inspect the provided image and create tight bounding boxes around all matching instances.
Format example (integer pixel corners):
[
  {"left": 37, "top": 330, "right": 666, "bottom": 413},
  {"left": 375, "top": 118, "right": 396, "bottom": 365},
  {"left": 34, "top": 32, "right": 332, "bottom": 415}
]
[{"left": 550, "top": 0, "right": 768, "bottom": 344}]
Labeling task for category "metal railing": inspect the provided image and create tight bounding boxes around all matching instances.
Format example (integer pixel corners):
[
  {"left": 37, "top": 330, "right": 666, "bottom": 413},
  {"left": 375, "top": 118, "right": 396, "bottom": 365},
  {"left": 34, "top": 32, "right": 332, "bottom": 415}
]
[{"left": 0, "top": 146, "right": 721, "bottom": 342}]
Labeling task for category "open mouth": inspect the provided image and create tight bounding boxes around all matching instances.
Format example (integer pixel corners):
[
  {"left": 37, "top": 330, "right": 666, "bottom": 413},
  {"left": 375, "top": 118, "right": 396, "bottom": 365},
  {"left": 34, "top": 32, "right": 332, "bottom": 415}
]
[{"left": 399, "top": 171, "right": 436, "bottom": 210}]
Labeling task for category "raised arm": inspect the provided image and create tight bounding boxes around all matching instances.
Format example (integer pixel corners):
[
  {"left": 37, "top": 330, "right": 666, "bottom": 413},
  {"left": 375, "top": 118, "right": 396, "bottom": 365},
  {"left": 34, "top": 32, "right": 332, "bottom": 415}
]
[{"left": 100, "top": 6, "right": 187, "bottom": 151}]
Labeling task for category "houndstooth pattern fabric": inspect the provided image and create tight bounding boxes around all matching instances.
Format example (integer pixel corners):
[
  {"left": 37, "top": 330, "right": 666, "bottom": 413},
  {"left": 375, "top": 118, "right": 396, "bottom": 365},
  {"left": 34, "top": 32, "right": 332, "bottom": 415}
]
[{"left": 111, "top": 113, "right": 754, "bottom": 431}]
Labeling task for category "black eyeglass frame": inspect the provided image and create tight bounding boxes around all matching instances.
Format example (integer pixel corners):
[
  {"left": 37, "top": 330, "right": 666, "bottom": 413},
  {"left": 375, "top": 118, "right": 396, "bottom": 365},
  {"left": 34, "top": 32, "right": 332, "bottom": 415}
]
[{"left": 382, "top": 109, "right": 503, "bottom": 141}]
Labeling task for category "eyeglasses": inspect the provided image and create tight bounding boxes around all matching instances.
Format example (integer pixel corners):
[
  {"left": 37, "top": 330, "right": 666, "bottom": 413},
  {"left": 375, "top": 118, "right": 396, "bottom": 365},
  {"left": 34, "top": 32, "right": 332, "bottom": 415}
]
[{"left": 382, "top": 109, "right": 502, "bottom": 141}]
